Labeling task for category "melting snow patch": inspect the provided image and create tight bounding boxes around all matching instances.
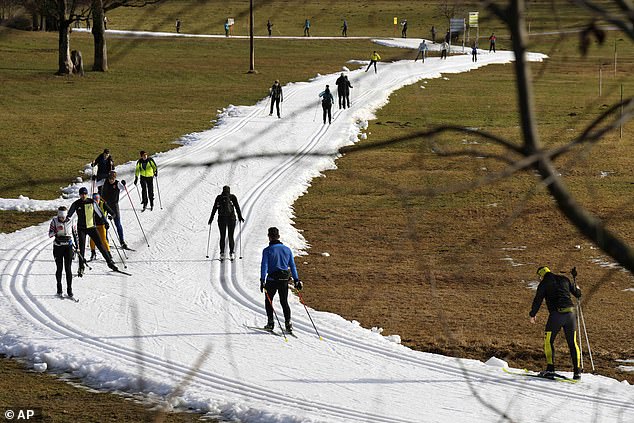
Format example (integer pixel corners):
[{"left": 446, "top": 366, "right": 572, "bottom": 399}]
[
  {"left": 623, "top": 288, "right": 634, "bottom": 292},
  {"left": 321, "top": 252, "right": 330, "bottom": 257},
  {"left": 371, "top": 327, "right": 384, "bottom": 334},
  {"left": 485, "top": 357, "right": 508, "bottom": 368},
  {"left": 33, "top": 362, "right": 47, "bottom": 372},
  {"left": 385, "top": 334, "right": 401, "bottom": 344},
  {"left": 526, "top": 280, "right": 539, "bottom": 290}
]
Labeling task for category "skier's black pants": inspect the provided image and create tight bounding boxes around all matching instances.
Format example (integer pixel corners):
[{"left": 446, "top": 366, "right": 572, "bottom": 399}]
[
  {"left": 217, "top": 216, "right": 236, "bottom": 254},
  {"left": 338, "top": 91, "right": 345, "bottom": 109},
  {"left": 441, "top": 50, "right": 447, "bottom": 59},
  {"left": 270, "top": 97, "right": 281, "bottom": 117},
  {"left": 78, "top": 226, "right": 111, "bottom": 268},
  {"left": 264, "top": 279, "right": 291, "bottom": 325},
  {"left": 53, "top": 244, "right": 73, "bottom": 295},
  {"left": 140, "top": 176, "right": 154, "bottom": 208},
  {"left": 322, "top": 104, "right": 332, "bottom": 123},
  {"left": 365, "top": 60, "right": 377, "bottom": 73},
  {"left": 544, "top": 311, "right": 581, "bottom": 370},
  {"left": 415, "top": 51, "right": 425, "bottom": 62}
]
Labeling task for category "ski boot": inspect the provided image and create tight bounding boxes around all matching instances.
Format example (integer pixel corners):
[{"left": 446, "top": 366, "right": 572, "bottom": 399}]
[
  {"left": 573, "top": 368, "right": 582, "bottom": 380},
  {"left": 121, "top": 242, "right": 128, "bottom": 250},
  {"left": 56, "top": 292, "right": 63, "bottom": 298},
  {"left": 230, "top": 252, "right": 236, "bottom": 261},
  {"left": 108, "top": 261, "right": 119, "bottom": 272},
  {"left": 150, "top": 205, "right": 153, "bottom": 211},
  {"left": 263, "top": 322, "right": 274, "bottom": 331},
  {"left": 285, "top": 321, "right": 293, "bottom": 334},
  {"left": 141, "top": 204, "right": 147, "bottom": 212},
  {"left": 77, "top": 266, "right": 85, "bottom": 278},
  {"left": 220, "top": 252, "right": 226, "bottom": 262},
  {"left": 90, "top": 250, "right": 97, "bottom": 261}
]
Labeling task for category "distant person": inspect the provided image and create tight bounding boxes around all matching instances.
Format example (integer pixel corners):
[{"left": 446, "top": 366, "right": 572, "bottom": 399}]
[
  {"left": 134, "top": 150, "right": 158, "bottom": 212},
  {"left": 489, "top": 33, "right": 497, "bottom": 52},
  {"left": 415, "top": 40, "right": 428, "bottom": 62},
  {"left": 431, "top": 25, "right": 436, "bottom": 43},
  {"left": 365, "top": 50, "right": 381, "bottom": 73},
  {"left": 103, "top": 16, "right": 108, "bottom": 30},
  {"left": 225, "top": 20, "right": 230, "bottom": 37},
  {"left": 529, "top": 266, "right": 582, "bottom": 380},
  {"left": 267, "top": 19, "right": 273, "bottom": 36},
  {"left": 48, "top": 206, "right": 78, "bottom": 298},
  {"left": 304, "top": 19, "right": 310, "bottom": 36},
  {"left": 342, "top": 19, "right": 348, "bottom": 37},
  {"left": 269, "top": 80, "right": 283, "bottom": 118},
  {"left": 401, "top": 19, "right": 408, "bottom": 38},
  {"left": 440, "top": 41, "right": 448, "bottom": 59},
  {"left": 445, "top": 29, "right": 450, "bottom": 43},
  {"left": 260, "top": 227, "right": 303, "bottom": 333},
  {"left": 67, "top": 187, "right": 119, "bottom": 276},
  {"left": 91, "top": 148, "right": 114, "bottom": 195},
  {"left": 335, "top": 73, "right": 353, "bottom": 109},
  {"left": 319, "top": 85, "right": 334, "bottom": 124},
  {"left": 471, "top": 43, "right": 478, "bottom": 62},
  {"left": 101, "top": 170, "right": 129, "bottom": 250},
  {"left": 207, "top": 185, "right": 244, "bottom": 261},
  {"left": 176, "top": 18, "right": 181, "bottom": 33}
]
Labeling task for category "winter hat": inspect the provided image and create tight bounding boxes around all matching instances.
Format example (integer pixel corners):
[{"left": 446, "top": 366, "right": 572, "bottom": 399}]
[
  {"left": 57, "top": 206, "right": 68, "bottom": 220},
  {"left": 536, "top": 266, "right": 551, "bottom": 279},
  {"left": 79, "top": 187, "right": 88, "bottom": 195},
  {"left": 92, "top": 193, "right": 100, "bottom": 201}
]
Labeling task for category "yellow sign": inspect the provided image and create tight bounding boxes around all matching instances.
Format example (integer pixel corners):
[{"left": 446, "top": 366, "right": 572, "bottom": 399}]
[
  {"left": 468, "top": 12, "right": 478, "bottom": 27},
  {"left": 394, "top": 17, "right": 398, "bottom": 25}
]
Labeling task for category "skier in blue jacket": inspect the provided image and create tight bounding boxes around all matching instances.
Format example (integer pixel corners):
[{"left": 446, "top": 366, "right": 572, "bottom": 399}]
[{"left": 260, "top": 227, "right": 303, "bottom": 333}]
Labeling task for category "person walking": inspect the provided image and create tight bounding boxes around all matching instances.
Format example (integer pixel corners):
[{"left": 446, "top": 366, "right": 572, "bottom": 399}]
[
  {"left": 471, "top": 43, "right": 478, "bottom": 62},
  {"left": 319, "top": 85, "right": 334, "bottom": 124},
  {"left": 342, "top": 19, "right": 348, "bottom": 37},
  {"left": 260, "top": 227, "right": 303, "bottom": 333},
  {"left": 103, "top": 15, "right": 108, "bottom": 30},
  {"left": 88, "top": 192, "right": 115, "bottom": 261},
  {"left": 207, "top": 186, "right": 244, "bottom": 261},
  {"left": 529, "top": 266, "right": 582, "bottom": 380},
  {"left": 67, "top": 187, "right": 119, "bottom": 275},
  {"left": 49, "top": 206, "right": 78, "bottom": 298},
  {"left": 489, "top": 33, "right": 497, "bottom": 52},
  {"left": 91, "top": 148, "right": 114, "bottom": 194},
  {"left": 365, "top": 50, "right": 381, "bottom": 73},
  {"left": 401, "top": 19, "right": 408, "bottom": 38},
  {"left": 267, "top": 19, "right": 273, "bottom": 36},
  {"left": 304, "top": 19, "right": 310, "bottom": 36},
  {"left": 335, "top": 73, "right": 353, "bottom": 109},
  {"left": 415, "top": 40, "right": 428, "bottom": 62},
  {"left": 269, "top": 80, "right": 283, "bottom": 118},
  {"left": 134, "top": 150, "right": 158, "bottom": 212},
  {"left": 176, "top": 18, "right": 181, "bottom": 33},
  {"left": 224, "top": 20, "right": 230, "bottom": 37},
  {"left": 431, "top": 25, "right": 436, "bottom": 43},
  {"left": 440, "top": 41, "right": 449, "bottom": 59},
  {"left": 445, "top": 29, "right": 450, "bottom": 43},
  {"left": 101, "top": 170, "right": 128, "bottom": 249}
]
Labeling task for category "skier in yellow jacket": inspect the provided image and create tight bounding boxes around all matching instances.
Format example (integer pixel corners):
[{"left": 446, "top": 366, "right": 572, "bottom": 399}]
[
  {"left": 134, "top": 150, "right": 158, "bottom": 211},
  {"left": 365, "top": 51, "right": 381, "bottom": 74}
]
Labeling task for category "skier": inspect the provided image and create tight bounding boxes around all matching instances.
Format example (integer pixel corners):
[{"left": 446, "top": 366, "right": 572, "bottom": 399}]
[
  {"left": 269, "top": 80, "right": 283, "bottom": 118},
  {"left": 48, "top": 206, "right": 78, "bottom": 298},
  {"left": 489, "top": 33, "right": 497, "bottom": 52},
  {"left": 440, "top": 41, "right": 448, "bottom": 59},
  {"left": 304, "top": 19, "right": 310, "bottom": 36},
  {"left": 335, "top": 73, "right": 353, "bottom": 109},
  {"left": 91, "top": 148, "right": 114, "bottom": 194},
  {"left": 67, "top": 187, "right": 119, "bottom": 275},
  {"left": 529, "top": 266, "right": 582, "bottom": 380},
  {"left": 342, "top": 19, "right": 348, "bottom": 37},
  {"left": 401, "top": 19, "right": 408, "bottom": 38},
  {"left": 88, "top": 193, "right": 115, "bottom": 262},
  {"left": 134, "top": 150, "right": 158, "bottom": 212},
  {"left": 431, "top": 25, "right": 436, "bottom": 43},
  {"left": 207, "top": 185, "right": 244, "bottom": 261},
  {"left": 471, "top": 43, "right": 478, "bottom": 62},
  {"left": 365, "top": 50, "right": 381, "bottom": 73},
  {"left": 319, "top": 85, "right": 334, "bottom": 124},
  {"left": 415, "top": 40, "right": 428, "bottom": 62},
  {"left": 224, "top": 20, "right": 230, "bottom": 37},
  {"left": 260, "top": 227, "right": 303, "bottom": 333},
  {"left": 267, "top": 19, "right": 273, "bottom": 36},
  {"left": 101, "top": 170, "right": 128, "bottom": 249}
]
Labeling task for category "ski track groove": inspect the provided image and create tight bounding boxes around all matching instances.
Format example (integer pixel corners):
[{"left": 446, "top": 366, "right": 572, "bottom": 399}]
[{"left": 3, "top": 64, "right": 634, "bottom": 421}]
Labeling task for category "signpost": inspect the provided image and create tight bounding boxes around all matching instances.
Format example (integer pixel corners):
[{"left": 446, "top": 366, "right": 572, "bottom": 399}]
[
  {"left": 393, "top": 17, "right": 398, "bottom": 37},
  {"left": 469, "top": 12, "right": 479, "bottom": 46}
]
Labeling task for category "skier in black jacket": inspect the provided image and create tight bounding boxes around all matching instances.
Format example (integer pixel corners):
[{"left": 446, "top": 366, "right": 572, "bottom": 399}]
[
  {"left": 335, "top": 73, "right": 353, "bottom": 109},
  {"left": 319, "top": 85, "right": 334, "bottom": 124},
  {"left": 529, "top": 266, "right": 582, "bottom": 379},
  {"left": 91, "top": 148, "right": 114, "bottom": 194},
  {"left": 101, "top": 170, "right": 128, "bottom": 249},
  {"left": 67, "top": 186, "right": 119, "bottom": 275},
  {"left": 208, "top": 186, "right": 245, "bottom": 261},
  {"left": 269, "top": 80, "right": 283, "bottom": 118}
]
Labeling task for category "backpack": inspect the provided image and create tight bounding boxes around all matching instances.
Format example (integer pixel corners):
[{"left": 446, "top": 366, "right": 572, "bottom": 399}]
[{"left": 218, "top": 194, "right": 234, "bottom": 217}]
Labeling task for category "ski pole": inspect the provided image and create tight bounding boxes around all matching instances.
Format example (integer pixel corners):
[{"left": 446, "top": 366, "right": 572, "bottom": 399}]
[
  {"left": 155, "top": 174, "right": 163, "bottom": 210},
  {"left": 571, "top": 267, "right": 584, "bottom": 370},
  {"left": 264, "top": 288, "right": 288, "bottom": 342},
  {"left": 238, "top": 219, "right": 243, "bottom": 259},
  {"left": 123, "top": 184, "right": 150, "bottom": 247},
  {"left": 266, "top": 96, "right": 271, "bottom": 115},
  {"left": 292, "top": 285, "right": 323, "bottom": 340},
  {"left": 579, "top": 303, "right": 595, "bottom": 372},
  {"left": 312, "top": 100, "right": 319, "bottom": 122},
  {"left": 107, "top": 223, "right": 127, "bottom": 268},
  {"left": 73, "top": 245, "right": 92, "bottom": 271},
  {"left": 205, "top": 223, "right": 212, "bottom": 259}
]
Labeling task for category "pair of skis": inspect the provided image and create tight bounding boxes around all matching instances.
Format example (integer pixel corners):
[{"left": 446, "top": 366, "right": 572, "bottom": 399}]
[
  {"left": 56, "top": 293, "right": 79, "bottom": 303},
  {"left": 245, "top": 325, "right": 297, "bottom": 339},
  {"left": 503, "top": 367, "right": 579, "bottom": 383}
]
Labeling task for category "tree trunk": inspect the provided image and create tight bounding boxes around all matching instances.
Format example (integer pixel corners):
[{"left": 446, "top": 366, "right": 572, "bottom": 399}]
[
  {"left": 57, "top": 22, "right": 72, "bottom": 74},
  {"left": 91, "top": 0, "right": 108, "bottom": 72}
]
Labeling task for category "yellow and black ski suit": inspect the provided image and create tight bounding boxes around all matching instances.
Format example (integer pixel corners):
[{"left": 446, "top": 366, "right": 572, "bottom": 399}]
[{"left": 529, "top": 271, "right": 582, "bottom": 372}]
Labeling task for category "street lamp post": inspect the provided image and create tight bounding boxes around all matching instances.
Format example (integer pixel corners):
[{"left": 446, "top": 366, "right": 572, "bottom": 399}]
[{"left": 248, "top": 0, "right": 257, "bottom": 73}]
